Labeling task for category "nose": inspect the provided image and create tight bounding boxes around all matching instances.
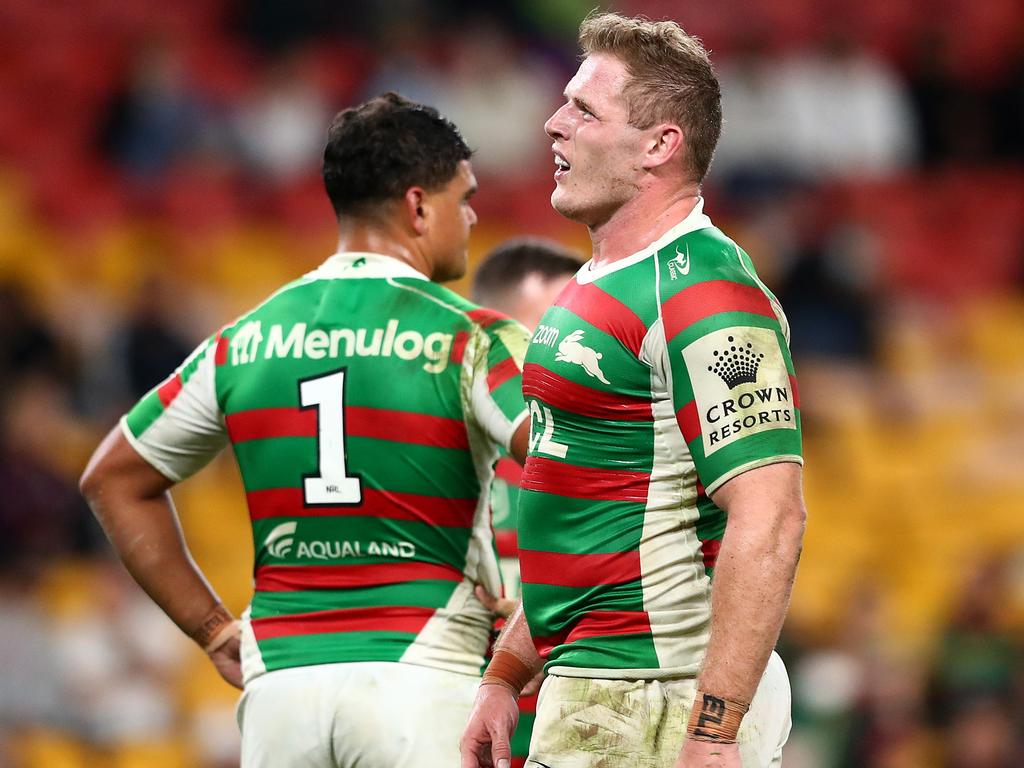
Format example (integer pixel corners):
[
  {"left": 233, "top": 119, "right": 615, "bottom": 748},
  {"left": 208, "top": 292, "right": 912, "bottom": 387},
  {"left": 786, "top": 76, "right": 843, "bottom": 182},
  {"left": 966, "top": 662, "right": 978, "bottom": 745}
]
[
  {"left": 467, "top": 205, "right": 478, "bottom": 228},
  {"left": 545, "top": 102, "right": 571, "bottom": 141}
]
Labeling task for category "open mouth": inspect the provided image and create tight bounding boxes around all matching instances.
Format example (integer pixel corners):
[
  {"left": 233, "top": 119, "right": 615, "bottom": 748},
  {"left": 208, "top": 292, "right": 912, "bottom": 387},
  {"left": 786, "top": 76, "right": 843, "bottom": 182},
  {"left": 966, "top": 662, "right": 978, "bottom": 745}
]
[{"left": 554, "top": 153, "right": 571, "bottom": 179}]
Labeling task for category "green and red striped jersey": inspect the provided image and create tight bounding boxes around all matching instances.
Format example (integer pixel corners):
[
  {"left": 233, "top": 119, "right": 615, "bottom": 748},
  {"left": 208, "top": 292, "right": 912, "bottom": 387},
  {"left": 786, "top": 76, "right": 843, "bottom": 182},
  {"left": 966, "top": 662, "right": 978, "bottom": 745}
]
[
  {"left": 517, "top": 200, "right": 803, "bottom": 680},
  {"left": 121, "top": 252, "right": 529, "bottom": 683}
]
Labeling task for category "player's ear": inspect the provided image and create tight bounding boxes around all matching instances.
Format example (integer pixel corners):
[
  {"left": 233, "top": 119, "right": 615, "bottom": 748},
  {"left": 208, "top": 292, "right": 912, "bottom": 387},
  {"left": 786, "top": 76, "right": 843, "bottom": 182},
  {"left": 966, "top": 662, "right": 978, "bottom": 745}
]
[
  {"left": 641, "top": 123, "right": 685, "bottom": 170},
  {"left": 404, "top": 187, "right": 429, "bottom": 236}
]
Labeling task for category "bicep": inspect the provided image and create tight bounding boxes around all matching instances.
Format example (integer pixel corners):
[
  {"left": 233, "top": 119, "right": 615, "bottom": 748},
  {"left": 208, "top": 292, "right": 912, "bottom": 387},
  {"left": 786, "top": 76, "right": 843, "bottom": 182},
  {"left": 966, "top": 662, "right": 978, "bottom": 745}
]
[{"left": 709, "top": 461, "right": 805, "bottom": 529}]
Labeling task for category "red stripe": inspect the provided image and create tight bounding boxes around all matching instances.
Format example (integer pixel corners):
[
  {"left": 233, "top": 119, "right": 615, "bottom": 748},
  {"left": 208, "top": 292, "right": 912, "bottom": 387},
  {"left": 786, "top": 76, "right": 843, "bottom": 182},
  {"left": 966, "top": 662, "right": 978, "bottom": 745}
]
[
  {"left": 487, "top": 356, "right": 521, "bottom": 393},
  {"left": 450, "top": 331, "right": 469, "bottom": 365},
  {"left": 494, "top": 529, "right": 518, "bottom": 558},
  {"left": 522, "top": 364, "right": 652, "bottom": 422},
  {"left": 247, "top": 487, "right": 476, "bottom": 527},
  {"left": 662, "top": 280, "right": 775, "bottom": 341},
  {"left": 554, "top": 281, "right": 648, "bottom": 357},
  {"left": 521, "top": 456, "right": 649, "bottom": 503},
  {"left": 532, "top": 610, "right": 652, "bottom": 657},
  {"left": 519, "top": 549, "right": 640, "bottom": 588},
  {"left": 255, "top": 562, "right": 463, "bottom": 591},
  {"left": 251, "top": 605, "right": 435, "bottom": 641},
  {"left": 565, "top": 610, "right": 651, "bottom": 643},
  {"left": 700, "top": 538, "right": 721, "bottom": 570},
  {"left": 511, "top": 759, "right": 527, "bottom": 768},
  {"left": 157, "top": 373, "right": 183, "bottom": 407},
  {"left": 494, "top": 456, "right": 522, "bottom": 485},
  {"left": 518, "top": 694, "right": 538, "bottom": 715},
  {"left": 225, "top": 407, "right": 468, "bottom": 449},
  {"left": 468, "top": 308, "right": 511, "bottom": 328},
  {"left": 227, "top": 408, "right": 316, "bottom": 441},
  {"left": 215, "top": 333, "right": 229, "bottom": 365},
  {"left": 789, "top": 374, "right": 800, "bottom": 409},
  {"left": 675, "top": 400, "right": 701, "bottom": 443}
]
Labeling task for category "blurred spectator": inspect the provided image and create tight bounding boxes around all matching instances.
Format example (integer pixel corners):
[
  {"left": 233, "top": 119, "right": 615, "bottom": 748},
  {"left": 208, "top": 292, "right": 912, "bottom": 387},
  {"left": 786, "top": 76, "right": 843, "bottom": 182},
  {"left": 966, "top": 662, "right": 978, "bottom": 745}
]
[
  {"left": 232, "top": 54, "right": 331, "bottom": 180},
  {"left": 119, "top": 275, "right": 196, "bottom": 400},
  {"left": 0, "top": 376, "right": 103, "bottom": 564},
  {"left": 0, "top": 282, "right": 69, "bottom": 389},
  {"left": 52, "top": 558, "right": 188, "bottom": 744},
  {"left": 0, "top": 562, "right": 68, "bottom": 735},
  {"left": 906, "top": 27, "right": 995, "bottom": 166},
  {"left": 97, "top": 43, "right": 215, "bottom": 180},
  {"left": 927, "top": 558, "right": 1024, "bottom": 728},
  {"left": 774, "top": 195, "right": 880, "bottom": 362},
  {"left": 714, "top": 33, "right": 805, "bottom": 195},
  {"left": 777, "top": 30, "right": 917, "bottom": 179},
  {"left": 431, "top": 17, "right": 557, "bottom": 177}
]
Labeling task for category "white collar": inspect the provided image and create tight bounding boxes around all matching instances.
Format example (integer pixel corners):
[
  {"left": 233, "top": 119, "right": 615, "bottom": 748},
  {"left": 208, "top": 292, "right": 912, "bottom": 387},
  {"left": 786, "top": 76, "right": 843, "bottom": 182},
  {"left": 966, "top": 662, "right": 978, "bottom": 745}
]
[
  {"left": 307, "top": 251, "right": 430, "bottom": 281},
  {"left": 575, "top": 197, "right": 714, "bottom": 285}
]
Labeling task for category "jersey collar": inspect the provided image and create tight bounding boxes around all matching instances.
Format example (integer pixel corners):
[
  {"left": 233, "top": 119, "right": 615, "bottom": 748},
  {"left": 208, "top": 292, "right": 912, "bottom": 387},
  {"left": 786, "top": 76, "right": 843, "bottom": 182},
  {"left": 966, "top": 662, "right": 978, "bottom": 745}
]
[
  {"left": 309, "top": 251, "right": 431, "bottom": 281},
  {"left": 575, "top": 197, "right": 713, "bottom": 285}
]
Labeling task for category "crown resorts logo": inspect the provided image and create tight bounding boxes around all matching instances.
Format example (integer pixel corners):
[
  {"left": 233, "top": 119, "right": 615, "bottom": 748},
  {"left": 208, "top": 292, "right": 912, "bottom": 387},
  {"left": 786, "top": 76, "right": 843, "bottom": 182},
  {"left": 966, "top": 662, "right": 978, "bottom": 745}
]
[{"left": 708, "top": 336, "right": 765, "bottom": 389}]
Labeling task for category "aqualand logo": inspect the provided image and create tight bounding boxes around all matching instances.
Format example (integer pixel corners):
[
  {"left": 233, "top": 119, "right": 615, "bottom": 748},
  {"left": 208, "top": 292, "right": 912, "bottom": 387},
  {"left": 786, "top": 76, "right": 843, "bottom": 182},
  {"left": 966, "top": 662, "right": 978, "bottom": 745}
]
[{"left": 264, "top": 521, "right": 297, "bottom": 558}]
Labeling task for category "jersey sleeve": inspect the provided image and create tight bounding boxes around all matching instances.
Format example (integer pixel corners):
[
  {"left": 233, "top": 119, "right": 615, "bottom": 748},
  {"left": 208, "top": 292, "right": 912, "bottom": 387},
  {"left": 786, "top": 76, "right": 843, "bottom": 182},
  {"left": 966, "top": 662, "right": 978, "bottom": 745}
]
[
  {"left": 464, "top": 318, "right": 530, "bottom": 452},
  {"left": 659, "top": 273, "right": 803, "bottom": 496},
  {"left": 120, "top": 334, "right": 229, "bottom": 482}
]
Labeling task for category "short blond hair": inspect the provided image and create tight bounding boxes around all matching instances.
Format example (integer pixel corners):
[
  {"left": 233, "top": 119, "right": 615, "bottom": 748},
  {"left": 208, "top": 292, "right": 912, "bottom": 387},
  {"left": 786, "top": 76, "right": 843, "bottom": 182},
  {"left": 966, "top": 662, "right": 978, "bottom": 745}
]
[{"left": 579, "top": 11, "right": 722, "bottom": 182}]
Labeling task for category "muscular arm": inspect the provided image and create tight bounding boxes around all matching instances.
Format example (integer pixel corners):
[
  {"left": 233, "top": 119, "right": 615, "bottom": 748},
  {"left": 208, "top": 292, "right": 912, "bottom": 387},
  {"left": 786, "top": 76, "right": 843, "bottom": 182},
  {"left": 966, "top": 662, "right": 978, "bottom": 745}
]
[
  {"left": 80, "top": 426, "right": 240, "bottom": 684},
  {"left": 697, "top": 461, "right": 805, "bottom": 705}
]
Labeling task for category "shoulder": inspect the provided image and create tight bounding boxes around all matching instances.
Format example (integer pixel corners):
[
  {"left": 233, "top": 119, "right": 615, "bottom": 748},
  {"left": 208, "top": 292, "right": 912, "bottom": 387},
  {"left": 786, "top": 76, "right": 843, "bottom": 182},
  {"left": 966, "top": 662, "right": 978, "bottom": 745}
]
[{"left": 656, "top": 227, "right": 784, "bottom": 341}]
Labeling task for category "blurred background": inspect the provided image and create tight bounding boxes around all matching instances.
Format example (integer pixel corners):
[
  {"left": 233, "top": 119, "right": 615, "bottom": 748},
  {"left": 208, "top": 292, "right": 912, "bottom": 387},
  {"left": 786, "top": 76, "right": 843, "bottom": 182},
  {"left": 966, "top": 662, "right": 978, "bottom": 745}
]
[{"left": 1, "top": 0, "right": 1022, "bottom": 766}]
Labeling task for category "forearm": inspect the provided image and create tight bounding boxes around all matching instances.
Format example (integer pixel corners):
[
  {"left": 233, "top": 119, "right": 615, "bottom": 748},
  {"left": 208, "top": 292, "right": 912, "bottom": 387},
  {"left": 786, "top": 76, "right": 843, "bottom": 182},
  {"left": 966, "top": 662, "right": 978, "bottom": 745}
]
[
  {"left": 81, "top": 428, "right": 231, "bottom": 645},
  {"left": 96, "top": 490, "right": 226, "bottom": 639},
  {"left": 482, "top": 600, "right": 543, "bottom": 694},
  {"left": 697, "top": 502, "right": 803, "bottom": 704}
]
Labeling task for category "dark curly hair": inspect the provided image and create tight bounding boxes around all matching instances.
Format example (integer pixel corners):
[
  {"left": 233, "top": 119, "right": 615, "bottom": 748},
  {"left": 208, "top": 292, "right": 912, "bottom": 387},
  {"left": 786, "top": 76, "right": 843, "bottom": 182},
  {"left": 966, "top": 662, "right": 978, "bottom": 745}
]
[{"left": 322, "top": 92, "right": 473, "bottom": 218}]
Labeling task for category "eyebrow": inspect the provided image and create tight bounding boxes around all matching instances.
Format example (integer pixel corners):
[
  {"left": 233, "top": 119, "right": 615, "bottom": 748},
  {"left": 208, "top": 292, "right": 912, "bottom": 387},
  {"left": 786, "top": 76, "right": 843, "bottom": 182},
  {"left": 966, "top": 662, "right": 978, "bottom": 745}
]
[{"left": 564, "top": 90, "right": 597, "bottom": 117}]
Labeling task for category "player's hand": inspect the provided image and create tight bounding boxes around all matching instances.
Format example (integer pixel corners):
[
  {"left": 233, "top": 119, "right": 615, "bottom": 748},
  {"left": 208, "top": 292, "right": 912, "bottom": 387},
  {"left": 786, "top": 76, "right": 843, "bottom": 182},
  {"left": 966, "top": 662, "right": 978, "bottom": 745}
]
[
  {"left": 207, "top": 627, "right": 243, "bottom": 690},
  {"left": 521, "top": 670, "right": 544, "bottom": 697},
  {"left": 675, "top": 738, "right": 741, "bottom": 767},
  {"left": 475, "top": 584, "right": 517, "bottom": 619},
  {"left": 460, "top": 683, "right": 519, "bottom": 768}
]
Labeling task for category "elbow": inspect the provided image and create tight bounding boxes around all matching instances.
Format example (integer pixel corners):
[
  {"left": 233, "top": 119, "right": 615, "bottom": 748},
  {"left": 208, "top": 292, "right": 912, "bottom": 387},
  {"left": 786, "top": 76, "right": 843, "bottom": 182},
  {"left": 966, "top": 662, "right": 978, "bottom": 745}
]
[{"left": 79, "top": 461, "right": 103, "bottom": 507}]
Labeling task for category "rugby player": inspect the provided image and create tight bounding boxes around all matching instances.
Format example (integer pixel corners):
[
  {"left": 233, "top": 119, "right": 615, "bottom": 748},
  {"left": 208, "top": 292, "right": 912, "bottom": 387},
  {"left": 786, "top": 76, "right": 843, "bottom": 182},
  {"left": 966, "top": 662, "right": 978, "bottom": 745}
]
[
  {"left": 80, "top": 93, "right": 531, "bottom": 768},
  {"left": 471, "top": 239, "right": 583, "bottom": 768},
  {"left": 461, "top": 13, "right": 806, "bottom": 768}
]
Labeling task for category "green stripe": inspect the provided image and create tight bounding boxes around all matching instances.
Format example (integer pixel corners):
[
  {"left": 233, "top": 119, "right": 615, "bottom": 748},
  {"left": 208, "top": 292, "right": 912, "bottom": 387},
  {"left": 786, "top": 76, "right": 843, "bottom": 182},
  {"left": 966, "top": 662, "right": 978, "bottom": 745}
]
[
  {"left": 258, "top": 630, "right": 416, "bottom": 671},
  {"left": 235, "top": 436, "right": 478, "bottom": 498},
  {"left": 517, "top": 494, "right": 644, "bottom": 554},
  {"left": 527, "top": 306, "right": 651, "bottom": 395},
  {"left": 510, "top": 713, "right": 535, "bottom": 757},
  {"left": 526, "top": 400, "right": 654, "bottom": 474},
  {"left": 545, "top": 633, "right": 659, "bottom": 673},
  {"left": 521, "top": 582, "right": 646, "bottom": 636},
  {"left": 694, "top": 496, "right": 726, "bottom": 579},
  {"left": 124, "top": 390, "right": 165, "bottom": 438},
  {"left": 250, "top": 581, "right": 459, "bottom": 618},
  {"left": 491, "top": 376, "right": 526, "bottom": 423}
]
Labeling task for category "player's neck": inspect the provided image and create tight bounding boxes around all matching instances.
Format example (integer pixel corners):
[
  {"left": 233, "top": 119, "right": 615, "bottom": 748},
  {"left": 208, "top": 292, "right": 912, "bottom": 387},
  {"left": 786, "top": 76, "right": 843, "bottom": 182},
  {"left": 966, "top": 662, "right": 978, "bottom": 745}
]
[
  {"left": 588, "top": 184, "right": 700, "bottom": 270},
  {"left": 335, "top": 222, "right": 433, "bottom": 279}
]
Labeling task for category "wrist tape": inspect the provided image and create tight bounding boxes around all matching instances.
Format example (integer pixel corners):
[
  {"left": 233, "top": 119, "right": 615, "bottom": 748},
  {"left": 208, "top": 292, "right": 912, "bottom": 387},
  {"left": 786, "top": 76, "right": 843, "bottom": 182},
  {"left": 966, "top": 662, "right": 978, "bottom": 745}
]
[
  {"left": 481, "top": 648, "right": 536, "bottom": 697},
  {"left": 190, "top": 605, "right": 238, "bottom": 652},
  {"left": 686, "top": 690, "right": 749, "bottom": 743}
]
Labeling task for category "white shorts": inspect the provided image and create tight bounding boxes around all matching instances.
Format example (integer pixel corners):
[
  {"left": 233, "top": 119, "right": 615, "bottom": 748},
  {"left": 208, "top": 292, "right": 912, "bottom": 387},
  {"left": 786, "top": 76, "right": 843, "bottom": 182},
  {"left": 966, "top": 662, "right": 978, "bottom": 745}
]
[
  {"left": 236, "top": 661, "right": 480, "bottom": 768},
  {"left": 527, "top": 651, "right": 791, "bottom": 768}
]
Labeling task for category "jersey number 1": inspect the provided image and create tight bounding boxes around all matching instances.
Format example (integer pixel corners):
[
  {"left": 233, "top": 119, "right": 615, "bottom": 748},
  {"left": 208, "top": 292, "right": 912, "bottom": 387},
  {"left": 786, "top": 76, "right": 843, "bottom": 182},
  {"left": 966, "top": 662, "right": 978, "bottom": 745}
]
[{"left": 300, "top": 369, "right": 362, "bottom": 505}]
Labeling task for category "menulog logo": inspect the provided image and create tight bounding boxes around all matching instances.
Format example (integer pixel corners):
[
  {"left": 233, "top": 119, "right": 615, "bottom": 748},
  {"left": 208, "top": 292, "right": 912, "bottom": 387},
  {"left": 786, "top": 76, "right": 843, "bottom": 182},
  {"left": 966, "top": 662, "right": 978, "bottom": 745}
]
[{"left": 230, "top": 319, "right": 453, "bottom": 373}]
